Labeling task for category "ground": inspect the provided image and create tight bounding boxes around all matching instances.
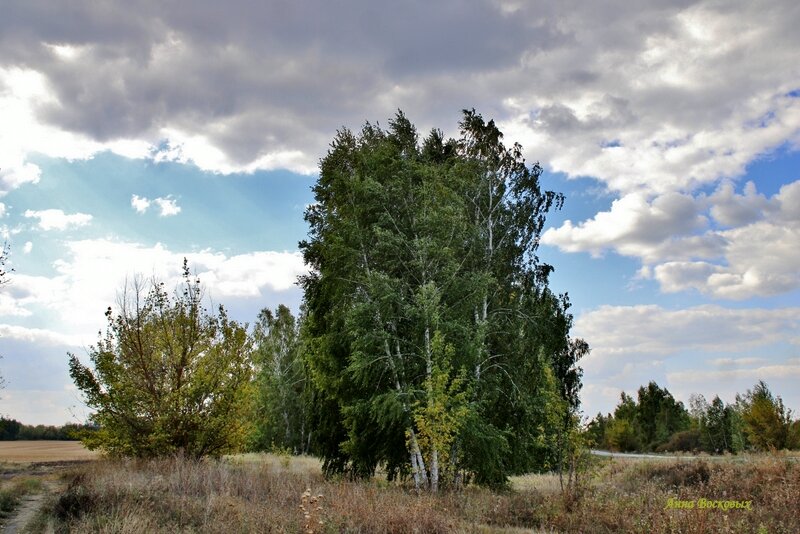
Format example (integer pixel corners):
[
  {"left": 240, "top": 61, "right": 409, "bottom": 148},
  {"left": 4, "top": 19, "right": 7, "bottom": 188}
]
[
  {"left": 0, "top": 441, "right": 98, "bottom": 533},
  {"left": 0, "top": 443, "right": 797, "bottom": 532}
]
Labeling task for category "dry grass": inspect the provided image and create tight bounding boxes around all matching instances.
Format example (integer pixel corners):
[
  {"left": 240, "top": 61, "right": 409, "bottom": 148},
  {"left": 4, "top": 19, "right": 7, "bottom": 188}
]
[
  {"left": 0, "top": 441, "right": 98, "bottom": 463},
  {"left": 509, "top": 473, "right": 562, "bottom": 493},
  {"left": 35, "top": 453, "right": 799, "bottom": 533}
]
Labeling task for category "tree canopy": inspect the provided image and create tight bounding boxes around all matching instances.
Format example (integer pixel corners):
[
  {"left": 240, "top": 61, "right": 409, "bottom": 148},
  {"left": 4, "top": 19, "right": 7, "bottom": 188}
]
[{"left": 300, "top": 110, "right": 584, "bottom": 489}]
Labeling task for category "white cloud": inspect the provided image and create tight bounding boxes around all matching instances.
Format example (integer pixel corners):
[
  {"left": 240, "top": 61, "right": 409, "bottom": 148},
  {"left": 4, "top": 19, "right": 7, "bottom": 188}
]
[
  {"left": 574, "top": 304, "right": 800, "bottom": 359},
  {"left": 0, "top": 293, "right": 33, "bottom": 317},
  {"left": 22, "top": 241, "right": 32, "bottom": 254},
  {"left": 574, "top": 303, "right": 800, "bottom": 415},
  {"left": 131, "top": 194, "right": 151, "bottom": 213},
  {"left": 5, "top": 238, "right": 307, "bottom": 342},
  {"left": 708, "top": 356, "right": 767, "bottom": 367},
  {"left": 709, "top": 181, "right": 772, "bottom": 227},
  {"left": 130, "top": 194, "right": 181, "bottom": 217},
  {"left": 23, "top": 209, "right": 92, "bottom": 231},
  {"left": 0, "top": 0, "right": 795, "bottom": 185},
  {"left": 0, "top": 324, "right": 83, "bottom": 347},
  {"left": 153, "top": 196, "right": 181, "bottom": 217},
  {"left": 668, "top": 364, "right": 800, "bottom": 384},
  {"left": 545, "top": 179, "right": 800, "bottom": 299},
  {"left": 542, "top": 192, "right": 706, "bottom": 261},
  {"left": 0, "top": 67, "right": 150, "bottom": 196}
]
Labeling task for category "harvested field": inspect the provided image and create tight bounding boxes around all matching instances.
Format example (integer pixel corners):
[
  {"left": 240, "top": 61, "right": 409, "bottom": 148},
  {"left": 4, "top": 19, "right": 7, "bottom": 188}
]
[{"left": 0, "top": 441, "right": 98, "bottom": 464}]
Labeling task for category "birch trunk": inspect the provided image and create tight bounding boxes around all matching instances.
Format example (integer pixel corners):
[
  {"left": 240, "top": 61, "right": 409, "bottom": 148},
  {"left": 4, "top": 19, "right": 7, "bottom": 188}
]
[{"left": 408, "top": 428, "right": 428, "bottom": 489}]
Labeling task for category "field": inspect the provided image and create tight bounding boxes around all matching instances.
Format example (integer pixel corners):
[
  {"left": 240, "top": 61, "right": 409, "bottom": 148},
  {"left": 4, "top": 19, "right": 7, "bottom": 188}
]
[
  {"left": 0, "top": 446, "right": 798, "bottom": 532},
  {"left": 9, "top": 452, "right": 796, "bottom": 533},
  {"left": 0, "top": 441, "right": 99, "bottom": 464}
]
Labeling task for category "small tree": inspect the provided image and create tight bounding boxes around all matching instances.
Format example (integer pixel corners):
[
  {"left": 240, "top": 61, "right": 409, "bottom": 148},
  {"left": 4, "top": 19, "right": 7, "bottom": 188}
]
[
  {"left": 68, "top": 260, "right": 253, "bottom": 458},
  {"left": 738, "top": 381, "right": 792, "bottom": 451}
]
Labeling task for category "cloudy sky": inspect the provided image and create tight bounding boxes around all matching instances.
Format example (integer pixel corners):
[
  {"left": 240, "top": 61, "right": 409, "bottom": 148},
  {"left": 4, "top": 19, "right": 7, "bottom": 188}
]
[{"left": 1, "top": 0, "right": 798, "bottom": 425}]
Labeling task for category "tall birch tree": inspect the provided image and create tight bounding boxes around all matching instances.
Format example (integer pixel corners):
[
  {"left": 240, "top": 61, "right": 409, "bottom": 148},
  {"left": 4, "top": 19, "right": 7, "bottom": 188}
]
[{"left": 300, "top": 110, "right": 582, "bottom": 488}]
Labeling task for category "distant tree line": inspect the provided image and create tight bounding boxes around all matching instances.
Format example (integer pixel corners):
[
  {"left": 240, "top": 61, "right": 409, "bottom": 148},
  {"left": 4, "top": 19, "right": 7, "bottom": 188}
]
[
  {"left": 585, "top": 380, "right": 800, "bottom": 453},
  {"left": 0, "top": 417, "right": 93, "bottom": 441}
]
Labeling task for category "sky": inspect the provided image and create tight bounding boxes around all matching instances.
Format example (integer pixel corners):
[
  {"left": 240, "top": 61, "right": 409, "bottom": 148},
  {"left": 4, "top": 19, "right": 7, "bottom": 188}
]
[{"left": 0, "top": 0, "right": 798, "bottom": 425}]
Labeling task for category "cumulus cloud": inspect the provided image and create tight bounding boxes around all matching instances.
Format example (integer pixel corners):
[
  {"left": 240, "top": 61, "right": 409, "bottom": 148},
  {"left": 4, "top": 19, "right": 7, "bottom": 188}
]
[
  {"left": 153, "top": 196, "right": 181, "bottom": 217},
  {"left": 0, "top": 0, "right": 798, "bottom": 306},
  {"left": 709, "top": 181, "right": 772, "bottom": 227},
  {"left": 0, "top": 67, "right": 149, "bottom": 196},
  {"left": 5, "top": 238, "right": 307, "bottom": 341},
  {"left": 130, "top": 194, "right": 150, "bottom": 213},
  {"left": 23, "top": 209, "right": 92, "bottom": 231},
  {"left": 545, "top": 179, "right": 800, "bottom": 299},
  {"left": 574, "top": 304, "right": 800, "bottom": 358},
  {"left": 131, "top": 194, "right": 181, "bottom": 216},
  {"left": 0, "top": 324, "right": 84, "bottom": 347},
  {"left": 542, "top": 192, "right": 707, "bottom": 261},
  {"left": 22, "top": 241, "right": 32, "bottom": 253},
  {"left": 0, "top": 0, "right": 795, "bottom": 186},
  {"left": 574, "top": 303, "right": 800, "bottom": 415}
]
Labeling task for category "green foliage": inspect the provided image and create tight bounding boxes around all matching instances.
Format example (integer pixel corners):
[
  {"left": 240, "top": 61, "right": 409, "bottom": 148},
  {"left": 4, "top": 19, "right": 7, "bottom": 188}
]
[
  {"left": 606, "top": 418, "right": 641, "bottom": 452},
  {"left": 655, "top": 429, "right": 702, "bottom": 453},
  {"left": 300, "top": 110, "right": 578, "bottom": 488},
  {"left": 588, "top": 383, "right": 691, "bottom": 452},
  {"left": 68, "top": 261, "right": 253, "bottom": 458},
  {"left": 251, "top": 305, "right": 313, "bottom": 454},
  {"left": 738, "top": 380, "right": 793, "bottom": 451},
  {"left": 690, "top": 393, "right": 742, "bottom": 454},
  {"left": 636, "top": 381, "right": 691, "bottom": 449},
  {"left": 0, "top": 417, "right": 93, "bottom": 440},
  {"left": 411, "top": 331, "right": 471, "bottom": 487},
  {"left": 589, "top": 380, "right": 800, "bottom": 454},
  {"left": 0, "top": 417, "right": 20, "bottom": 440}
]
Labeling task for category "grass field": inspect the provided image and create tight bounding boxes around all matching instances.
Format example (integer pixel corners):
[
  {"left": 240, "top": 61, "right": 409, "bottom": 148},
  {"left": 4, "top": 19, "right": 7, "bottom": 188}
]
[
  {"left": 24, "top": 451, "right": 800, "bottom": 533},
  {"left": 0, "top": 440, "right": 98, "bottom": 463}
]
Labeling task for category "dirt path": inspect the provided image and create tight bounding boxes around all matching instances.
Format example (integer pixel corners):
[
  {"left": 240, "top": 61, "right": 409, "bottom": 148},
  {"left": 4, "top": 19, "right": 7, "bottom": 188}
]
[
  {"left": 1, "top": 473, "right": 71, "bottom": 534},
  {"left": 3, "top": 490, "right": 46, "bottom": 534}
]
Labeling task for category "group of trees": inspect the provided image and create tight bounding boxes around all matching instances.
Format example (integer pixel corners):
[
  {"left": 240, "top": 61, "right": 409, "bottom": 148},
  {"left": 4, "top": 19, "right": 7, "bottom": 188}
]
[
  {"left": 0, "top": 417, "right": 91, "bottom": 441},
  {"left": 67, "top": 110, "right": 587, "bottom": 490},
  {"left": 585, "top": 382, "right": 690, "bottom": 452},
  {"left": 586, "top": 380, "right": 800, "bottom": 453},
  {"left": 299, "top": 111, "right": 585, "bottom": 489}
]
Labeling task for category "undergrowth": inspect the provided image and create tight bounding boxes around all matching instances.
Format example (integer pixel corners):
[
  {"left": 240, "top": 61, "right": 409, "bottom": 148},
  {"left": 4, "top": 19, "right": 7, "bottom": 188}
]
[{"left": 39, "top": 453, "right": 799, "bottom": 533}]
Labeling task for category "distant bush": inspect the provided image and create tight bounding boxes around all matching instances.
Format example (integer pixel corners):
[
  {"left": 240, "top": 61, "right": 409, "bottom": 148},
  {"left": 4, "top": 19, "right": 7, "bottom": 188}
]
[{"left": 656, "top": 429, "right": 702, "bottom": 453}]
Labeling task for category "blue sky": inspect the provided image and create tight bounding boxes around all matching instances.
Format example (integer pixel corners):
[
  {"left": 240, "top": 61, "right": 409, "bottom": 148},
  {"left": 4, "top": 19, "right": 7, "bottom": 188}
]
[{"left": 0, "top": 0, "right": 798, "bottom": 425}]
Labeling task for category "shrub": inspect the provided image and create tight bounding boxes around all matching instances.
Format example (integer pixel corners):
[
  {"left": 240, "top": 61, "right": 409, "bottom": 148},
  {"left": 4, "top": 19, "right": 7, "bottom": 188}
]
[{"left": 68, "top": 261, "right": 253, "bottom": 458}]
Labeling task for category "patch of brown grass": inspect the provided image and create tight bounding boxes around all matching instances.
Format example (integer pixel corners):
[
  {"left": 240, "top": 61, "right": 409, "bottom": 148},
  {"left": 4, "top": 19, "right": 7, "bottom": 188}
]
[{"left": 40, "top": 453, "right": 799, "bottom": 533}]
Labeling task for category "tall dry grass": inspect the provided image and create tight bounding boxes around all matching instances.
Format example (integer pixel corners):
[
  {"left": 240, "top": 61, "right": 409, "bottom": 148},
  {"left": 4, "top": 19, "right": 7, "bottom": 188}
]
[{"left": 38, "top": 453, "right": 799, "bottom": 533}]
